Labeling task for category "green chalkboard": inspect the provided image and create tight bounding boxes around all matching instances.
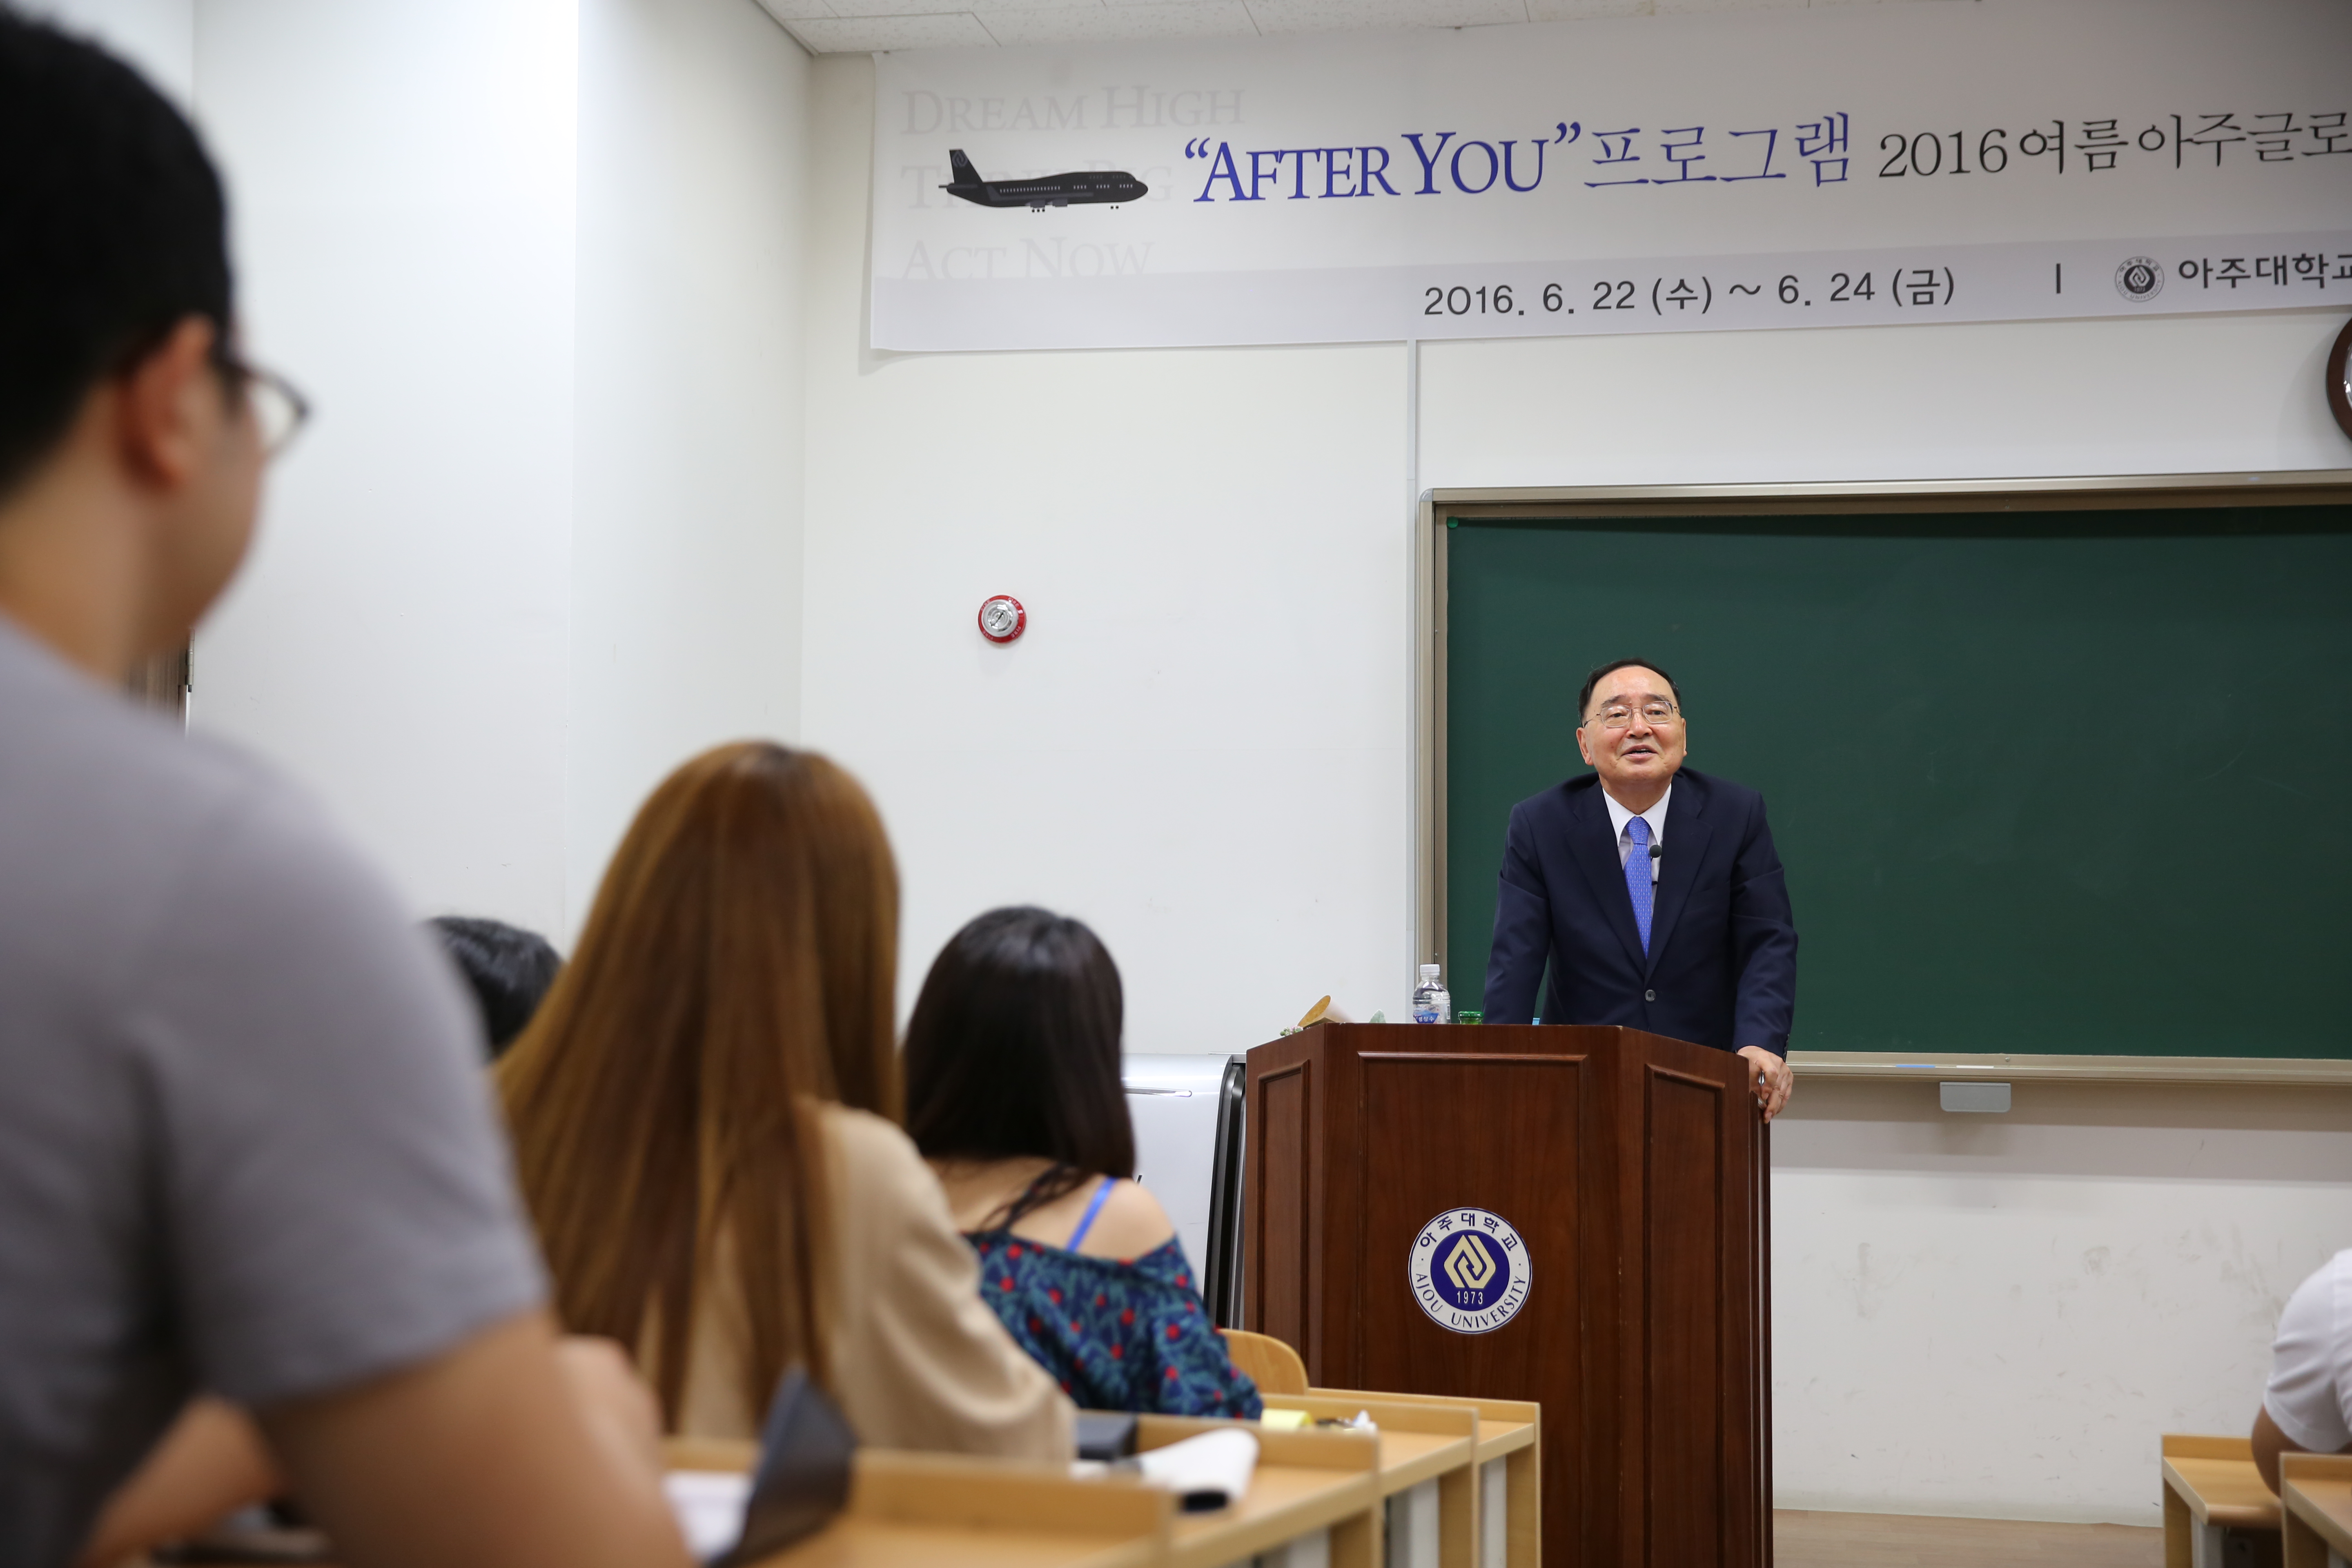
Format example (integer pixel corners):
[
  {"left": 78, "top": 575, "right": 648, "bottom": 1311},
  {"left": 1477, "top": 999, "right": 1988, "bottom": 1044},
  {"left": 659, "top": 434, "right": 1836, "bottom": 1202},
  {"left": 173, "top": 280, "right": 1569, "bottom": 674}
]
[{"left": 1443, "top": 507, "right": 2352, "bottom": 1059}]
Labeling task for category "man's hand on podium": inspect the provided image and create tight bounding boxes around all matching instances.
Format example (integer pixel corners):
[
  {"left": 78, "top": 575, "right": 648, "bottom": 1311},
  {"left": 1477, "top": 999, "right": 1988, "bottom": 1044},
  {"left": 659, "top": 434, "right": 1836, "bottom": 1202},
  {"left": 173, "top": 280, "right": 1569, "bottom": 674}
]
[{"left": 1736, "top": 1047, "right": 1793, "bottom": 1122}]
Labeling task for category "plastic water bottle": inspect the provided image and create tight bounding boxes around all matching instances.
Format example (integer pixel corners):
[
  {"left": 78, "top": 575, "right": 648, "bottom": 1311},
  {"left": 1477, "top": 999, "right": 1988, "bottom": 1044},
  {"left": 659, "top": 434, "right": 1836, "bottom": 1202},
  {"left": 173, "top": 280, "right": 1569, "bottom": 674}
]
[{"left": 1412, "top": 964, "right": 1452, "bottom": 1025}]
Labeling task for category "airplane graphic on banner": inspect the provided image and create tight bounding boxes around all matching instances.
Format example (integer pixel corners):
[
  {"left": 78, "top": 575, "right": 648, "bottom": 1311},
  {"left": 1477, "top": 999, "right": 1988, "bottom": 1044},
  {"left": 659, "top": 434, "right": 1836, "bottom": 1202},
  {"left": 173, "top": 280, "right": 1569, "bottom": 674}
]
[{"left": 940, "top": 149, "right": 1148, "bottom": 212}]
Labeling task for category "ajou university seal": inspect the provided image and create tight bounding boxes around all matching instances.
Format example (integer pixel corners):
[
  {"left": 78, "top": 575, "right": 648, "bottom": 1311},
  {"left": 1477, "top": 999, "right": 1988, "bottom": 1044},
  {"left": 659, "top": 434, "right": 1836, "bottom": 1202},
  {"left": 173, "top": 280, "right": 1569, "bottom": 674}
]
[{"left": 1409, "top": 1208, "right": 1531, "bottom": 1334}]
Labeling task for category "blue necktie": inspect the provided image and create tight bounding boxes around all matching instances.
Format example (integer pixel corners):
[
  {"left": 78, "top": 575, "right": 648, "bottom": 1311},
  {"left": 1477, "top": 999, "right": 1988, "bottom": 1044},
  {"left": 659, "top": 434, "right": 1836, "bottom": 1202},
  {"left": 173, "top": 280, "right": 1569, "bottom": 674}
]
[{"left": 1625, "top": 816, "right": 1654, "bottom": 955}]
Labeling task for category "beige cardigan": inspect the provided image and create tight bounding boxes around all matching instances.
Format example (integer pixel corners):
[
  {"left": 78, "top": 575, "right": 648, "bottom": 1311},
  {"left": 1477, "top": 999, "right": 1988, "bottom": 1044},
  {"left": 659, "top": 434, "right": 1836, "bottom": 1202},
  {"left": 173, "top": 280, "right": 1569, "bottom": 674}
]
[{"left": 668, "top": 1103, "right": 1074, "bottom": 1461}]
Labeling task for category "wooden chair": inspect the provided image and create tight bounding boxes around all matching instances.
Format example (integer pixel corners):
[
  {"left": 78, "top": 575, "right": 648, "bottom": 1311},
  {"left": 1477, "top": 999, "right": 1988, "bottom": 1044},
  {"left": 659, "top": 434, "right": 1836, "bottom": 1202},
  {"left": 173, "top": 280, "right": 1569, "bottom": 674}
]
[
  {"left": 2163, "top": 1433, "right": 2283, "bottom": 1568},
  {"left": 1220, "top": 1327, "right": 1308, "bottom": 1395}
]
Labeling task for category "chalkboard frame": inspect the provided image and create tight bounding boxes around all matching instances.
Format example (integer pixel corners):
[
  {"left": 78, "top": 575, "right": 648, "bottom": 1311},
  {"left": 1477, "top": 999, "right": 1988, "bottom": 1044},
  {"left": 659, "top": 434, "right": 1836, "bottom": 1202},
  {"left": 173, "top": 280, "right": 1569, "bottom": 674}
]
[{"left": 1412, "top": 468, "right": 2352, "bottom": 1072}]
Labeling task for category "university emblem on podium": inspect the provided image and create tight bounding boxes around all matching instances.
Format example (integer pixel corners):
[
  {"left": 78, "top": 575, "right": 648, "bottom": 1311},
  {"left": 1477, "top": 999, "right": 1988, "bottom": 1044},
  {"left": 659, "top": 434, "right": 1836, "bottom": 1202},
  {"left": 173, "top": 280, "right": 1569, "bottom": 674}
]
[{"left": 1410, "top": 1207, "right": 1530, "bottom": 1334}]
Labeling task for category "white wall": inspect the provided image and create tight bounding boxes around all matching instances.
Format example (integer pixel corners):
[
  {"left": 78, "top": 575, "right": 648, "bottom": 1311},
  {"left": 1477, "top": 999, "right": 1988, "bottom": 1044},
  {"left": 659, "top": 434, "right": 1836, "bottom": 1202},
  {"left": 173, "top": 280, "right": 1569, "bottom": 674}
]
[
  {"left": 30, "top": 0, "right": 191, "bottom": 102},
  {"left": 804, "top": 56, "right": 1412, "bottom": 1044},
  {"left": 1774, "top": 1080, "right": 2352, "bottom": 1525},
  {"left": 179, "top": 0, "right": 811, "bottom": 940},
  {"left": 571, "top": 0, "right": 813, "bottom": 920},
  {"left": 1420, "top": 309, "right": 2352, "bottom": 486},
  {"left": 803, "top": 45, "right": 2352, "bottom": 1524},
  {"left": 189, "top": 0, "right": 581, "bottom": 935}
]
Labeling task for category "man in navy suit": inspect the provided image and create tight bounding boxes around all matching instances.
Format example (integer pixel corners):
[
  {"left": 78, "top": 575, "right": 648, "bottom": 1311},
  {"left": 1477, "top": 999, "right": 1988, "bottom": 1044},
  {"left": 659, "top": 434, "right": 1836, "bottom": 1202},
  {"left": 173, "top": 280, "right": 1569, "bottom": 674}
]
[{"left": 1483, "top": 659, "right": 1798, "bottom": 1118}]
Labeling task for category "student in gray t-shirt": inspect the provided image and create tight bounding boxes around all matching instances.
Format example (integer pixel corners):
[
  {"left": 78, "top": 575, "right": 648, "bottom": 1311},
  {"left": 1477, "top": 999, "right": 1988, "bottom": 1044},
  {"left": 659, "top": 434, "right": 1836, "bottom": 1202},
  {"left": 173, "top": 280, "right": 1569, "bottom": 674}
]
[{"left": 0, "top": 19, "right": 687, "bottom": 1568}]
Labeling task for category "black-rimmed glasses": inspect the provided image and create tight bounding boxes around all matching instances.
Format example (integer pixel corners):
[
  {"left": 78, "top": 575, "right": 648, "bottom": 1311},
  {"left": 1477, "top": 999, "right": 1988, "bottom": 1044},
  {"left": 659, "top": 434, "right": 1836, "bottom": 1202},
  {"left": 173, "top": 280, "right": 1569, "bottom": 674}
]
[
  {"left": 223, "top": 356, "right": 312, "bottom": 458},
  {"left": 1589, "top": 700, "right": 1679, "bottom": 730}
]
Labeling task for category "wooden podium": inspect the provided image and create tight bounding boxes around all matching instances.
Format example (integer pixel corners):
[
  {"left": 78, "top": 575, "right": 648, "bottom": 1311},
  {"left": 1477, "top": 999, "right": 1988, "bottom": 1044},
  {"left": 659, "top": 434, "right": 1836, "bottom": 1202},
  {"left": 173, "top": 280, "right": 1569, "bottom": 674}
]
[{"left": 1243, "top": 1023, "right": 1771, "bottom": 1568}]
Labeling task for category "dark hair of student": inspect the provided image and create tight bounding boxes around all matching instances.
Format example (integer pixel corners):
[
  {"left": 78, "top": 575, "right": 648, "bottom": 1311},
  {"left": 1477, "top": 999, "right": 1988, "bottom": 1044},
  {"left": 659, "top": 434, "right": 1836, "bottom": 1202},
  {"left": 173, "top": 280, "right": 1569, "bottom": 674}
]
[
  {"left": 1577, "top": 657, "right": 1682, "bottom": 722},
  {"left": 0, "top": 14, "right": 234, "bottom": 501},
  {"left": 903, "top": 906, "right": 1136, "bottom": 1230},
  {"left": 429, "top": 916, "right": 563, "bottom": 1060}
]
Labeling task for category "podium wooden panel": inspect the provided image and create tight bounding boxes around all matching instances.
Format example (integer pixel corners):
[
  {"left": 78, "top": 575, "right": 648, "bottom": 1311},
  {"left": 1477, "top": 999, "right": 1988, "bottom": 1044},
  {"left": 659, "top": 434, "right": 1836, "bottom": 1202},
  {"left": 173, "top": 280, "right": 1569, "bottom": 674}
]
[{"left": 1243, "top": 1023, "right": 1771, "bottom": 1568}]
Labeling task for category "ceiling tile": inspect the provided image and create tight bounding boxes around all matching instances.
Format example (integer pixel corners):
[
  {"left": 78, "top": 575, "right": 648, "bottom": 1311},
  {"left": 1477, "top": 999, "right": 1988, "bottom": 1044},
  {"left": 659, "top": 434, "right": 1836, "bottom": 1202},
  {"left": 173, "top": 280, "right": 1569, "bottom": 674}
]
[
  {"left": 978, "top": 1, "right": 1261, "bottom": 42},
  {"left": 785, "top": 10, "right": 999, "bottom": 47},
  {"left": 785, "top": 0, "right": 1955, "bottom": 53},
  {"left": 949, "top": 0, "right": 1116, "bottom": 11},
  {"left": 848, "top": 0, "right": 1101, "bottom": 16},
  {"left": 1524, "top": 0, "right": 1648, "bottom": 16},
  {"left": 1247, "top": 0, "right": 1530, "bottom": 34}
]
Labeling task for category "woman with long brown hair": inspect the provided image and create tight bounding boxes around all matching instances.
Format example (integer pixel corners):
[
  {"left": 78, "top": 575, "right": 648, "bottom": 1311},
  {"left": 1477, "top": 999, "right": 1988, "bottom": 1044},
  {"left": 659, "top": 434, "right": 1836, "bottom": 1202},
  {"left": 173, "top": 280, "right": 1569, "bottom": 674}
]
[{"left": 498, "top": 742, "right": 1071, "bottom": 1455}]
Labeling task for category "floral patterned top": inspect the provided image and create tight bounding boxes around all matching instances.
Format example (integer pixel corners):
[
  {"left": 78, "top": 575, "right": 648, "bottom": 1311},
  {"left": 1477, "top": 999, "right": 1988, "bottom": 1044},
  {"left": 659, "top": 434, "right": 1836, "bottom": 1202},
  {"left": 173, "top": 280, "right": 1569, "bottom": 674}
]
[{"left": 965, "top": 1223, "right": 1263, "bottom": 1419}]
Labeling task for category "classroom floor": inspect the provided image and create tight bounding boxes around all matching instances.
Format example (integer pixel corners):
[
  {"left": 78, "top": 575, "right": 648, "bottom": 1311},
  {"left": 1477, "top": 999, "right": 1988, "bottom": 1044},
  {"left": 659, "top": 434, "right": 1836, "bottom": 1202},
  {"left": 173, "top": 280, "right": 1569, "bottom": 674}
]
[{"left": 1773, "top": 1509, "right": 2166, "bottom": 1566}]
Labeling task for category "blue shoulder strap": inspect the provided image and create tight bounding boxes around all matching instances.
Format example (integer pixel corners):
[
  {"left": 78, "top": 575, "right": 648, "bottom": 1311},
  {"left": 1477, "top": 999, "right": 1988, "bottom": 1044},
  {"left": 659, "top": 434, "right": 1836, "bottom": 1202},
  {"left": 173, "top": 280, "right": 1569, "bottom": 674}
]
[{"left": 1065, "top": 1176, "right": 1119, "bottom": 1252}]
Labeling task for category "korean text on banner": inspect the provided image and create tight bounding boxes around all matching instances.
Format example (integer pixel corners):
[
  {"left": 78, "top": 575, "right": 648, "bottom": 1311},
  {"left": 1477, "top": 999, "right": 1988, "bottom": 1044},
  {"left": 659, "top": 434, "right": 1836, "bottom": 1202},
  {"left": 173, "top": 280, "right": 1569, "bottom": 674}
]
[{"left": 868, "top": 0, "right": 2352, "bottom": 353}]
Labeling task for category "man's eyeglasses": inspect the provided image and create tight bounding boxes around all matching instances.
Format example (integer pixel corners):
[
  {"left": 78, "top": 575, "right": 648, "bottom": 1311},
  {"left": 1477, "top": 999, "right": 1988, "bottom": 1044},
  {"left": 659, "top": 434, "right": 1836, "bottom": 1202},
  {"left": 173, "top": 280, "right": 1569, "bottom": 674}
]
[
  {"left": 1588, "top": 700, "right": 1679, "bottom": 730},
  {"left": 221, "top": 355, "right": 312, "bottom": 459}
]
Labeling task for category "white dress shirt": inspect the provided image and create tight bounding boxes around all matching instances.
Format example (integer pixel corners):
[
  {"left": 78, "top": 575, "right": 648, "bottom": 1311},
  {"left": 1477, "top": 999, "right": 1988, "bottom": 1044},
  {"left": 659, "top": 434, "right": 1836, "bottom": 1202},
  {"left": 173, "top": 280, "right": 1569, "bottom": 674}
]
[
  {"left": 2266, "top": 1249, "right": 2352, "bottom": 1453},
  {"left": 1601, "top": 782, "right": 1670, "bottom": 884}
]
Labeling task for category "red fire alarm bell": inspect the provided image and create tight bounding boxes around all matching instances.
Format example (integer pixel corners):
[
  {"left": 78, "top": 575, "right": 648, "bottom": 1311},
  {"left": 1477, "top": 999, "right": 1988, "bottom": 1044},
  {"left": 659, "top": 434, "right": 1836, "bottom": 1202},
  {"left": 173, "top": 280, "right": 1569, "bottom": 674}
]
[{"left": 978, "top": 595, "right": 1025, "bottom": 643}]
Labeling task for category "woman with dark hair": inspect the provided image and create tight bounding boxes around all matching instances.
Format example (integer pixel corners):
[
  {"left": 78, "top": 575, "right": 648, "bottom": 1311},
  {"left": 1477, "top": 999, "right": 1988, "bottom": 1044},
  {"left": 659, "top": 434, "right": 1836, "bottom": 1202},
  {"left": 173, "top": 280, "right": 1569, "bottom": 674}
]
[{"left": 904, "top": 907, "right": 1261, "bottom": 1419}]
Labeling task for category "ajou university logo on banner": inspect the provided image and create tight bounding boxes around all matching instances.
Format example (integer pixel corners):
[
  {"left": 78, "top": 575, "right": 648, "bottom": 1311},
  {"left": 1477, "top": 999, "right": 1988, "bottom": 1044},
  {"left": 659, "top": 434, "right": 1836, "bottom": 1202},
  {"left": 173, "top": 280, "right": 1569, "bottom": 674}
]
[{"left": 1411, "top": 1209, "right": 1531, "bottom": 1335}]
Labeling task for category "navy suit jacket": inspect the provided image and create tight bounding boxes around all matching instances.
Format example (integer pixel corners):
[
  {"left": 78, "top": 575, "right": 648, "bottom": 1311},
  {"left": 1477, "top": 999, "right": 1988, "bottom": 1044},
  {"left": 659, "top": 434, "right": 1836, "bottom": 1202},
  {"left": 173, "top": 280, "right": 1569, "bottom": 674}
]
[{"left": 1481, "top": 767, "right": 1797, "bottom": 1055}]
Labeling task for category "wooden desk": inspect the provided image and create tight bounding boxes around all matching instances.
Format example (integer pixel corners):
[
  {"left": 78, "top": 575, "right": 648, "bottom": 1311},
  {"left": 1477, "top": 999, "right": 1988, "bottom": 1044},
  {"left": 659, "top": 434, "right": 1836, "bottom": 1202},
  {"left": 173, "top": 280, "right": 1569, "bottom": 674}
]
[
  {"left": 666, "top": 1422, "right": 1381, "bottom": 1568},
  {"left": 1312, "top": 1388, "right": 1539, "bottom": 1568},
  {"left": 2282, "top": 1452, "right": 2352, "bottom": 1568},
  {"left": 2160, "top": 1433, "right": 2281, "bottom": 1568},
  {"left": 667, "top": 1447, "right": 1174, "bottom": 1568},
  {"left": 1261, "top": 1394, "right": 1478, "bottom": 1568},
  {"left": 1310, "top": 1388, "right": 1538, "bottom": 1468},
  {"left": 766, "top": 1515, "right": 1154, "bottom": 1568},
  {"left": 666, "top": 1435, "right": 758, "bottom": 1472},
  {"left": 1134, "top": 1414, "right": 1382, "bottom": 1568}
]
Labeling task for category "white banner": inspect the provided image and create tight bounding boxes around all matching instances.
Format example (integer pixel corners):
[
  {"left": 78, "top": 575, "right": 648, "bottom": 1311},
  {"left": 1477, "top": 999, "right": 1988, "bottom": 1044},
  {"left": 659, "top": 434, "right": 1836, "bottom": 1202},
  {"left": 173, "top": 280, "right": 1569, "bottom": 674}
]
[{"left": 869, "top": 0, "right": 2352, "bottom": 352}]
